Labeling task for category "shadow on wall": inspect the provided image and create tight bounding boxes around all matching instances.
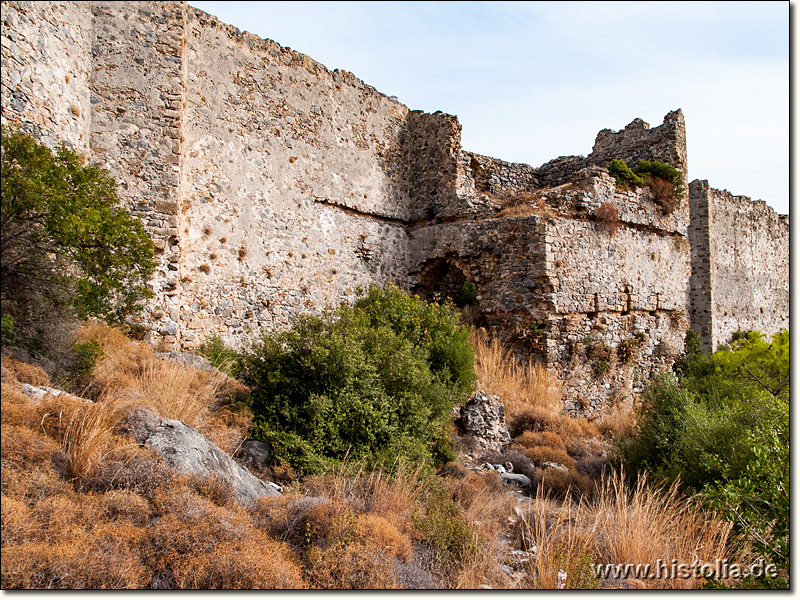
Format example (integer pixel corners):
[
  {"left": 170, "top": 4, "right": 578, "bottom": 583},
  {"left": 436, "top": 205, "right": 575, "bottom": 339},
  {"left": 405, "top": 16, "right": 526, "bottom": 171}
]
[{"left": 411, "top": 255, "right": 482, "bottom": 313}]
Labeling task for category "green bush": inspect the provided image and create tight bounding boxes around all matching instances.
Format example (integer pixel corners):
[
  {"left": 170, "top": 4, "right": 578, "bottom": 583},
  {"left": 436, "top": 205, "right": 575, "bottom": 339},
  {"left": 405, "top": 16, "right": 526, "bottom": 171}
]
[
  {"left": 413, "top": 478, "right": 479, "bottom": 565},
  {"left": 1, "top": 127, "right": 155, "bottom": 324},
  {"left": 456, "top": 281, "right": 478, "bottom": 307},
  {"left": 197, "top": 335, "right": 244, "bottom": 378},
  {"left": 1, "top": 314, "right": 17, "bottom": 348},
  {"left": 606, "top": 159, "right": 643, "bottom": 188},
  {"left": 244, "top": 284, "right": 476, "bottom": 474}
]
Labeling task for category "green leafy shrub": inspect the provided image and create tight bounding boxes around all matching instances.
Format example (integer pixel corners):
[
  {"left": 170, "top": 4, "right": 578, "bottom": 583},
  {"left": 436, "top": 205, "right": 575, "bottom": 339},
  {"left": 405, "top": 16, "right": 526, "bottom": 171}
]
[
  {"left": 617, "top": 372, "right": 689, "bottom": 476},
  {"left": 244, "top": 284, "right": 476, "bottom": 474},
  {"left": 606, "top": 159, "right": 643, "bottom": 188},
  {"left": 197, "top": 335, "right": 244, "bottom": 378},
  {"left": 413, "top": 478, "right": 479, "bottom": 565},
  {"left": 1, "top": 314, "right": 17, "bottom": 347},
  {"left": 456, "top": 281, "right": 478, "bottom": 307},
  {"left": 1, "top": 127, "right": 156, "bottom": 324},
  {"left": 72, "top": 340, "right": 104, "bottom": 377},
  {"left": 605, "top": 158, "right": 685, "bottom": 214}
]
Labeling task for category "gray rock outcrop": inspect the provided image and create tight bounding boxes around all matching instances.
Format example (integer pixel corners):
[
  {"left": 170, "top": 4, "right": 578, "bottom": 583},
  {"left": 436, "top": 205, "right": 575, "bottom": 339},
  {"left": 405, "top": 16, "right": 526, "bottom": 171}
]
[
  {"left": 459, "top": 390, "right": 511, "bottom": 454},
  {"left": 124, "top": 408, "right": 281, "bottom": 505}
]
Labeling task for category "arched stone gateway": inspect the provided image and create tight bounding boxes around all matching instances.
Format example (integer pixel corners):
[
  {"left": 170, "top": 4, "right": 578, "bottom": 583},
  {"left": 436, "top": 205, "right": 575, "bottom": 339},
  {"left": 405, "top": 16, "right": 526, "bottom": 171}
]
[{"left": 411, "top": 255, "right": 470, "bottom": 305}]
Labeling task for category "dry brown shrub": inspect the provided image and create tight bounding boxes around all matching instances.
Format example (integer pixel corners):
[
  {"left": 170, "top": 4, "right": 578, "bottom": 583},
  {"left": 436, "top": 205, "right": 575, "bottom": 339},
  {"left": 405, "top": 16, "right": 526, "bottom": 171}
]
[
  {"left": 645, "top": 177, "right": 679, "bottom": 214},
  {"left": 0, "top": 463, "right": 77, "bottom": 504},
  {"left": 88, "top": 451, "right": 175, "bottom": 499},
  {"left": 187, "top": 472, "right": 237, "bottom": 508},
  {"left": 307, "top": 541, "right": 401, "bottom": 589},
  {"left": 1, "top": 495, "right": 33, "bottom": 545},
  {"left": 251, "top": 493, "right": 335, "bottom": 553},
  {"left": 514, "top": 441, "right": 576, "bottom": 471},
  {"left": 1, "top": 425, "right": 62, "bottom": 469},
  {"left": 472, "top": 331, "right": 560, "bottom": 421},
  {"left": 516, "top": 431, "right": 567, "bottom": 452},
  {"left": 594, "top": 400, "right": 636, "bottom": 439},
  {"left": 0, "top": 383, "right": 43, "bottom": 428},
  {"left": 509, "top": 406, "right": 599, "bottom": 440},
  {"left": 1, "top": 356, "right": 50, "bottom": 386},
  {"left": 255, "top": 495, "right": 394, "bottom": 589},
  {"left": 536, "top": 466, "right": 596, "bottom": 500},
  {"left": 101, "top": 489, "right": 151, "bottom": 526},
  {"left": 1, "top": 536, "right": 148, "bottom": 589},
  {"left": 173, "top": 536, "right": 307, "bottom": 589},
  {"left": 302, "top": 461, "right": 427, "bottom": 540},
  {"left": 355, "top": 513, "right": 412, "bottom": 561},
  {"left": 28, "top": 494, "right": 103, "bottom": 540},
  {"left": 303, "top": 499, "right": 354, "bottom": 543},
  {"left": 594, "top": 202, "right": 620, "bottom": 235}
]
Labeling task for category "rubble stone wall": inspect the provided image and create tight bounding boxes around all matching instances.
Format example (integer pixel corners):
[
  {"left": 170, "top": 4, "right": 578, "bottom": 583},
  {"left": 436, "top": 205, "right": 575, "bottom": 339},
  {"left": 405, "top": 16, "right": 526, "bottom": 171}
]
[
  {"left": 689, "top": 180, "right": 789, "bottom": 351},
  {"left": 1, "top": 1, "right": 93, "bottom": 153}
]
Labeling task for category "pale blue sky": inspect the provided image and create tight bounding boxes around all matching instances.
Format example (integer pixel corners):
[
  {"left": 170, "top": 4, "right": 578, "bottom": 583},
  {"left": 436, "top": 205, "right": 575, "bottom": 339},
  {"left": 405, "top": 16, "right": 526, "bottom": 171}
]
[{"left": 189, "top": 1, "right": 789, "bottom": 214}]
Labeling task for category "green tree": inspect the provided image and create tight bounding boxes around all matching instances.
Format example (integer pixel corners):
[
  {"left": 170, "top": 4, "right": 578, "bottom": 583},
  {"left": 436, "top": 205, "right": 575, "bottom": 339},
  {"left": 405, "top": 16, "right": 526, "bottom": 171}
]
[
  {"left": 244, "top": 284, "right": 475, "bottom": 473},
  {"left": 1, "top": 127, "right": 155, "bottom": 324}
]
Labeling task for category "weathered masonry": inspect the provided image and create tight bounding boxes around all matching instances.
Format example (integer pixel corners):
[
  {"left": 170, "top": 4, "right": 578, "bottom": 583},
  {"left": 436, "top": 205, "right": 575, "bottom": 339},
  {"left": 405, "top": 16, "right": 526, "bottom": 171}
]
[{"left": 1, "top": 1, "right": 789, "bottom": 415}]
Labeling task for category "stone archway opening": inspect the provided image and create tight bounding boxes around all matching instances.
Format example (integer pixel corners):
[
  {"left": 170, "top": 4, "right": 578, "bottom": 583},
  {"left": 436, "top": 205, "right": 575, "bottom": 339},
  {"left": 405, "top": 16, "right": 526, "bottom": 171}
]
[{"left": 412, "top": 256, "right": 481, "bottom": 324}]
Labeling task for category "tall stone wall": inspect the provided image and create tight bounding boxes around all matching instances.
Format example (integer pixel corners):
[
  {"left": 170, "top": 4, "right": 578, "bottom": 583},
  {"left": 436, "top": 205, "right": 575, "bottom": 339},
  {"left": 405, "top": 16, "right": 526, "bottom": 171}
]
[
  {"left": 1, "top": 1, "right": 93, "bottom": 152},
  {"left": 689, "top": 180, "right": 789, "bottom": 351},
  {"left": 88, "top": 1, "right": 188, "bottom": 342},
  {"left": 174, "top": 7, "right": 419, "bottom": 348}
]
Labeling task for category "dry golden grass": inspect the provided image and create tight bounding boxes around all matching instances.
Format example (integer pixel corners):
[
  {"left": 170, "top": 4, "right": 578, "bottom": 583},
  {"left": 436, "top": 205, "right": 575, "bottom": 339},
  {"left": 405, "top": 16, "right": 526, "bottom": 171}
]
[
  {"left": 61, "top": 398, "right": 122, "bottom": 483},
  {"left": 1, "top": 355, "right": 50, "bottom": 386},
  {"left": 514, "top": 470, "right": 747, "bottom": 589},
  {"left": 593, "top": 399, "right": 637, "bottom": 439},
  {"left": 472, "top": 331, "right": 560, "bottom": 420},
  {"left": 75, "top": 323, "right": 232, "bottom": 428},
  {"left": 497, "top": 204, "right": 536, "bottom": 218}
]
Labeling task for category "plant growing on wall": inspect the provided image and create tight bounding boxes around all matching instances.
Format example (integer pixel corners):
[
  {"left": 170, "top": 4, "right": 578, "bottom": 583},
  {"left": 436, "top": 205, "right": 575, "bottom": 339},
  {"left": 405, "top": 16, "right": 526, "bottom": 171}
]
[
  {"left": 606, "top": 159, "right": 643, "bottom": 188},
  {"left": 606, "top": 159, "right": 685, "bottom": 214},
  {"left": 594, "top": 202, "right": 621, "bottom": 235}
]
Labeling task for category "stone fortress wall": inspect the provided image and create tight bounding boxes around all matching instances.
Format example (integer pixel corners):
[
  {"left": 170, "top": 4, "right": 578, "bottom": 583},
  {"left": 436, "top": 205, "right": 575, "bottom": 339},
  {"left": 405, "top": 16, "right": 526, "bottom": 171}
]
[{"left": 1, "top": 1, "right": 789, "bottom": 414}]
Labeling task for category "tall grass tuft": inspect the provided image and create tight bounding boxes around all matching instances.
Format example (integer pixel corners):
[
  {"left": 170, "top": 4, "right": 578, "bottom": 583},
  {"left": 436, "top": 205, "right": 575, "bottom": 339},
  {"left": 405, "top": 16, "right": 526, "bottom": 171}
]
[
  {"left": 472, "top": 330, "right": 560, "bottom": 420},
  {"left": 61, "top": 398, "right": 121, "bottom": 484},
  {"left": 75, "top": 323, "right": 227, "bottom": 427},
  {"left": 515, "top": 470, "right": 747, "bottom": 589}
]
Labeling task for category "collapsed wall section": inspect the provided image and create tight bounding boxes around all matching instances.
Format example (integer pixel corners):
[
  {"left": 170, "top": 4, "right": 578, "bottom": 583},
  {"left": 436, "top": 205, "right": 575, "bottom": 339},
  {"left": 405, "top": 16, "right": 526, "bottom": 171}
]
[{"left": 689, "top": 180, "right": 789, "bottom": 351}]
